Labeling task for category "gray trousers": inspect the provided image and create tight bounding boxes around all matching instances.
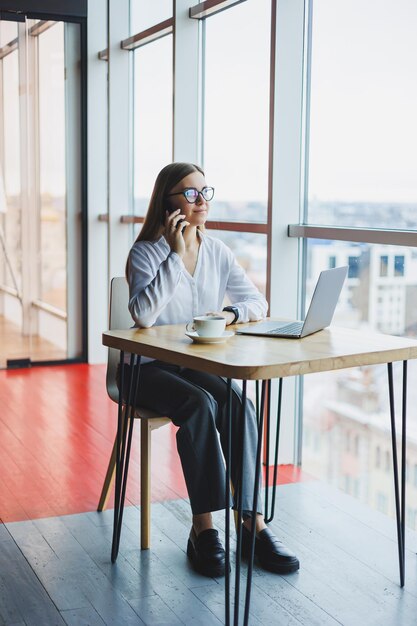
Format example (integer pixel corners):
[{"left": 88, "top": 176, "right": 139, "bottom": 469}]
[{"left": 120, "top": 360, "right": 263, "bottom": 516}]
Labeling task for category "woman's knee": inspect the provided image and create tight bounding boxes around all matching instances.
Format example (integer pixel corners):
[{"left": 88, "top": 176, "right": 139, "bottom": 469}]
[{"left": 173, "top": 387, "right": 218, "bottom": 426}]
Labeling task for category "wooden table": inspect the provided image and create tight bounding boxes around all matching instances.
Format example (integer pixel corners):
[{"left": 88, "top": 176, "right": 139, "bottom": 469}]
[{"left": 103, "top": 322, "right": 417, "bottom": 626}]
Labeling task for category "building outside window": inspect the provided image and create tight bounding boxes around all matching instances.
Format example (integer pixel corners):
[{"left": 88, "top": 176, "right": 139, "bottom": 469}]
[
  {"left": 394, "top": 255, "right": 405, "bottom": 277},
  {"left": 380, "top": 255, "right": 389, "bottom": 277}
]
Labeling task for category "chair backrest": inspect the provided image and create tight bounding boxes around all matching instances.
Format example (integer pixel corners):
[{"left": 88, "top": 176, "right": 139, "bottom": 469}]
[{"left": 106, "top": 276, "right": 133, "bottom": 403}]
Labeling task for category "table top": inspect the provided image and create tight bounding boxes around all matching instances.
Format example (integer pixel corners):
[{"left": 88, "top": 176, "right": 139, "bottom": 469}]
[{"left": 102, "top": 320, "right": 417, "bottom": 380}]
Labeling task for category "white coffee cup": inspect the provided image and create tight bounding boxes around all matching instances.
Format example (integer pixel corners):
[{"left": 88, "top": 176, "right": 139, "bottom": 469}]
[{"left": 186, "top": 315, "right": 226, "bottom": 337}]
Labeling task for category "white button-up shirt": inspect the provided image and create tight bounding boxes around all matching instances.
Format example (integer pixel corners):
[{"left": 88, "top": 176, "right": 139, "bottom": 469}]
[{"left": 127, "top": 231, "right": 268, "bottom": 332}]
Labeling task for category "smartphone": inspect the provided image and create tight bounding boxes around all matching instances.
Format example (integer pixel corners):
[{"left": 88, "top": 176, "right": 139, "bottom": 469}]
[
  {"left": 162, "top": 205, "right": 178, "bottom": 224},
  {"left": 163, "top": 206, "right": 185, "bottom": 230}
]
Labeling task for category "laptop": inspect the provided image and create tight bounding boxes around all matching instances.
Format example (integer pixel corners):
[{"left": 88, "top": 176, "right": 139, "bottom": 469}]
[{"left": 236, "top": 265, "right": 348, "bottom": 339}]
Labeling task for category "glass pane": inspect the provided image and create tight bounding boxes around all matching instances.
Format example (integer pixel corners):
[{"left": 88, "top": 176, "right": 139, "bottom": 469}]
[
  {"left": 302, "top": 239, "right": 417, "bottom": 529},
  {"left": 133, "top": 35, "right": 173, "bottom": 218},
  {"left": 204, "top": 0, "right": 271, "bottom": 223},
  {"left": 1, "top": 49, "right": 21, "bottom": 293},
  {"left": 1, "top": 19, "right": 83, "bottom": 368},
  {"left": 130, "top": 0, "right": 172, "bottom": 34},
  {"left": 307, "top": 0, "right": 417, "bottom": 227},
  {"left": 208, "top": 230, "right": 267, "bottom": 297},
  {"left": 0, "top": 21, "right": 17, "bottom": 47},
  {"left": 38, "top": 23, "right": 67, "bottom": 311}
]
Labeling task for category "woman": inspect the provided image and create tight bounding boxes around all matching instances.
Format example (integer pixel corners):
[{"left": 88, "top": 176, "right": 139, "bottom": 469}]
[{"left": 124, "top": 162, "right": 299, "bottom": 577}]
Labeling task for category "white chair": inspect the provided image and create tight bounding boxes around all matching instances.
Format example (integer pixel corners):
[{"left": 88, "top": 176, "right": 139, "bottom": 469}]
[{"left": 97, "top": 276, "right": 170, "bottom": 549}]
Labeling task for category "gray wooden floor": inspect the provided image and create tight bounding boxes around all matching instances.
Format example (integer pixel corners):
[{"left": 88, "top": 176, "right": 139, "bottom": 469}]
[{"left": 1, "top": 481, "right": 417, "bottom": 626}]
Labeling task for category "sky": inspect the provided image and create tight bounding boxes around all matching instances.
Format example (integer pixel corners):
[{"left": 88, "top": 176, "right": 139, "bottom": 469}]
[
  {"left": 203, "top": 0, "right": 271, "bottom": 203},
  {"left": 2, "top": 1, "right": 417, "bottom": 205},
  {"left": 308, "top": 0, "right": 417, "bottom": 203}
]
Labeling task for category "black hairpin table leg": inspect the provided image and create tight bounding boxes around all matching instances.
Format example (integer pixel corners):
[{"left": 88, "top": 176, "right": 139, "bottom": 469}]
[
  {"left": 233, "top": 380, "right": 247, "bottom": 626},
  {"left": 225, "top": 379, "right": 268, "bottom": 626},
  {"left": 387, "top": 360, "right": 407, "bottom": 587},
  {"left": 111, "top": 353, "right": 141, "bottom": 563},
  {"left": 255, "top": 380, "right": 260, "bottom": 424},
  {"left": 243, "top": 380, "right": 267, "bottom": 626},
  {"left": 264, "top": 378, "right": 283, "bottom": 523},
  {"left": 225, "top": 378, "right": 232, "bottom": 626}
]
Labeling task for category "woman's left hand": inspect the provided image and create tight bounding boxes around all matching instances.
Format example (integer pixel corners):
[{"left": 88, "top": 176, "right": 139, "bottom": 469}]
[{"left": 206, "top": 310, "right": 235, "bottom": 326}]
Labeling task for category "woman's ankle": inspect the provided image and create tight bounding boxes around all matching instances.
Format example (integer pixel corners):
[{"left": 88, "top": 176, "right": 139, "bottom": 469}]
[
  {"left": 192, "top": 512, "right": 214, "bottom": 536},
  {"left": 242, "top": 513, "right": 267, "bottom": 534}
]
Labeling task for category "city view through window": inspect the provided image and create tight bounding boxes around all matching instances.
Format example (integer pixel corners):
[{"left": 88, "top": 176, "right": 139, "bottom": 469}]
[
  {"left": 303, "top": 0, "right": 417, "bottom": 530},
  {"left": 303, "top": 235, "right": 417, "bottom": 530}
]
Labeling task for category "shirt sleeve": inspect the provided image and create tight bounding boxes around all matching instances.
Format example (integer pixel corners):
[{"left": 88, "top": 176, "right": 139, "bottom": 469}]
[
  {"left": 127, "top": 242, "right": 184, "bottom": 327},
  {"left": 225, "top": 249, "right": 268, "bottom": 323}
]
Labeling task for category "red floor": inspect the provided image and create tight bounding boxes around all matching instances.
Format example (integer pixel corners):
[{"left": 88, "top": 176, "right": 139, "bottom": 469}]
[{"left": 0, "top": 364, "right": 311, "bottom": 523}]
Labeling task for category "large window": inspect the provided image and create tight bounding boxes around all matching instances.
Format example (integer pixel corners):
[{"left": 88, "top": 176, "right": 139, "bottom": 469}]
[
  {"left": 302, "top": 1, "right": 417, "bottom": 530},
  {"left": 204, "top": 0, "right": 271, "bottom": 224},
  {"left": 302, "top": 240, "right": 417, "bottom": 527},
  {"left": 1, "top": 48, "right": 21, "bottom": 292},
  {"left": 38, "top": 22, "right": 67, "bottom": 310},
  {"left": 203, "top": 0, "right": 271, "bottom": 297},
  {"left": 307, "top": 0, "right": 417, "bottom": 228},
  {"left": 133, "top": 35, "right": 173, "bottom": 217},
  {"left": 0, "top": 17, "right": 84, "bottom": 368}
]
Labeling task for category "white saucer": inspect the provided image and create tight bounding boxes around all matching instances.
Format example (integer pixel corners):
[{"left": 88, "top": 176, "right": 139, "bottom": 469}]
[{"left": 185, "top": 330, "right": 234, "bottom": 344}]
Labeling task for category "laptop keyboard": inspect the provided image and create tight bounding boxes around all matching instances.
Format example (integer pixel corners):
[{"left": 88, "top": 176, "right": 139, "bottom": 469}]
[{"left": 266, "top": 322, "right": 303, "bottom": 336}]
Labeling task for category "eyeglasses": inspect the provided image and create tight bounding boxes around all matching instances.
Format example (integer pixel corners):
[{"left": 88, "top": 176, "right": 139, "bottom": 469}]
[{"left": 167, "top": 186, "right": 215, "bottom": 204}]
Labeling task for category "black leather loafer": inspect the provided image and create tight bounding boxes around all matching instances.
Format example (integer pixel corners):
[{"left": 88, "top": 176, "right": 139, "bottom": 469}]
[
  {"left": 241, "top": 525, "right": 300, "bottom": 574},
  {"left": 187, "top": 527, "right": 227, "bottom": 577}
]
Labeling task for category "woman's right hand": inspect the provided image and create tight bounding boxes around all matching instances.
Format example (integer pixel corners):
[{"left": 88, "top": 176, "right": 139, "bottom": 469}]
[{"left": 163, "top": 209, "right": 190, "bottom": 257}]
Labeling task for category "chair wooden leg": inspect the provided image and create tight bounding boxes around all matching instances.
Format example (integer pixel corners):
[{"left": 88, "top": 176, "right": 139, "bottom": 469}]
[
  {"left": 97, "top": 437, "right": 117, "bottom": 511},
  {"left": 141, "top": 418, "right": 151, "bottom": 550},
  {"left": 99, "top": 410, "right": 168, "bottom": 547},
  {"left": 97, "top": 407, "right": 126, "bottom": 512}
]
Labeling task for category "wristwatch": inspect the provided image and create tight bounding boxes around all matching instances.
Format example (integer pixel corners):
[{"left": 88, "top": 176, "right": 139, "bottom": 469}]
[{"left": 222, "top": 306, "right": 239, "bottom": 324}]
